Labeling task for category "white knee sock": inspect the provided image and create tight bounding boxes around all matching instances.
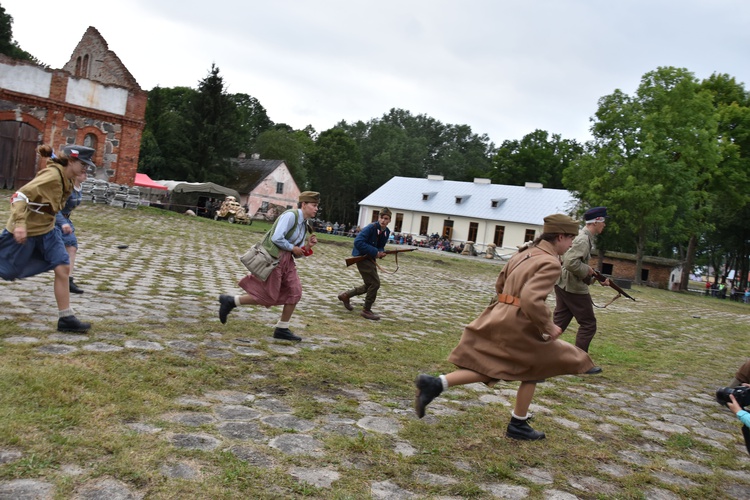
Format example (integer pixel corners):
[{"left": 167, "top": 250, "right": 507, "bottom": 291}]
[
  {"left": 234, "top": 295, "right": 242, "bottom": 307},
  {"left": 439, "top": 374, "right": 449, "bottom": 391},
  {"left": 58, "top": 308, "right": 74, "bottom": 318},
  {"left": 512, "top": 411, "right": 529, "bottom": 420},
  {"left": 276, "top": 321, "right": 290, "bottom": 329}
]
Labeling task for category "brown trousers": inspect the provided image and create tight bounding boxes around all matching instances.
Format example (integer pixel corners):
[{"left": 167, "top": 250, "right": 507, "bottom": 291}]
[
  {"left": 553, "top": 285, "right": 597, "bottom": 352},
  {"left": 345, "top": 259, "right": 380, "bottom": 311}
]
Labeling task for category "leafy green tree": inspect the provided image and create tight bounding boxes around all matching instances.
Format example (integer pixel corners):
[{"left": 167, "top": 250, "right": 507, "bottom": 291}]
[
  {"left": 565, "top": 67, "right": 722, "bottom": 285},
  {"left": 431, "top": 124, "right": 495, "bottom": 181},
  {"left": 138, "top": 86, "right": 198, "bottom": 180},
  {"left": 337, "top": 108, "right": 495, "bottom": 203},
  {"left": 254, "top": 126, "right": 312, "bottom": 188},
  {"left": 190, "top": 64, "right": 240, "bottom": 183},
  {"left": 0, "top": 5, "right": 41, "bottom": 64},
  {"left": 307, "top": 128, "right": 364, "bottom": 223},
  {"left": 491, "top": 129, "right": 583, "bottom": 189},
  {"left": 356, "top": 120, "right": 428, "bottom": 196},
  {"left": 231, "top": 93, "right": 273, "bottom": 152},
  {"left": 376, "top": 109, "right": 494, "bottom": 181},
  {"left": 697, "top": 73, "right": 750, "bottom": 287},
  {"left": 638, "top": 68, "right": 721, "bottom": 289}
]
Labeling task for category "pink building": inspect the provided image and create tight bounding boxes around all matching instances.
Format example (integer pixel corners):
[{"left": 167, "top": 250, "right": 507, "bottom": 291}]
[{"left": 230, "top": 154, "right": 301, "bottom": 219}]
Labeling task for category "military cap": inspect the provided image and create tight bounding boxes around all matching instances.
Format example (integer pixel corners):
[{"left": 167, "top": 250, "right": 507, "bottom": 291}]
[
  {"left": 584, "top": 206, "right": 608, "bottom": 223},
  {"left": 298, "top": 191, "right": 320, "bottom": 203},
  {"left": 62, "top": 145, "right": 97, "bottom": 169},
  {"left": 543, "top": 214, "right": 580, "bottom": 235}
]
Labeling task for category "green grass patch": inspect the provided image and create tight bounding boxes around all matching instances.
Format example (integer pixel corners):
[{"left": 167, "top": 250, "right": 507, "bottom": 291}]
[{"left": 0, "top": 191, "right": 749, "bottom": 498}]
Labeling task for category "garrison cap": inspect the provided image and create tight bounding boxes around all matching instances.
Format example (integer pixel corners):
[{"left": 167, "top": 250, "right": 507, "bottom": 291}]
[
  {"left": 298, "top": 191, "right": 320, "bottom": 203},
  {"left": 543, "top": 214, "right": 580, "bottom": 235}
]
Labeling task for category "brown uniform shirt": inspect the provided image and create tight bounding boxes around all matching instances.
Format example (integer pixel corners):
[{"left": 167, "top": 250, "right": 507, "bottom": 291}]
[{"left": 6, "top": 160, "right": 72, "bottom": 237}]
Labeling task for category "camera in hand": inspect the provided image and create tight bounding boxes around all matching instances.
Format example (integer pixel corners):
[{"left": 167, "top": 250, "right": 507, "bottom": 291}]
[{"left": 716, "top": 386, "right": 750, "bottom": 407}]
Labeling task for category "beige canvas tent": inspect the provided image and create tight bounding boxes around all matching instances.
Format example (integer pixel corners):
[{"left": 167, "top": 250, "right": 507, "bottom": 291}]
[{"left": 154, "top": 180, "right": 241, "bottom": 214}]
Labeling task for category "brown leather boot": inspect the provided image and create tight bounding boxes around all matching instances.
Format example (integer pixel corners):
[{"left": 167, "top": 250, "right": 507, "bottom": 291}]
[
  {"left": 361, "top": 309, "right": 380, "bottom": 321},
  {"left": 337, "top": 292, "right": 353, "bottom": 311}
]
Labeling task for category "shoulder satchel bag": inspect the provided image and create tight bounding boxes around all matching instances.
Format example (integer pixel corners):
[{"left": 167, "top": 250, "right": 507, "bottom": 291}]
[
  {"left": 239, "top": 242, "right": 278, "bottom": 281},
  {"left": 239, "top": 210, "right": 305, "bottom": 281}
]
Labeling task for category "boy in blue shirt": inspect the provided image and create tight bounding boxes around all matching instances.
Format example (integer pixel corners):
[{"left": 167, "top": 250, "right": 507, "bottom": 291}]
[{"left": 338, "top": 208, "right": 391, "bottom": 320}]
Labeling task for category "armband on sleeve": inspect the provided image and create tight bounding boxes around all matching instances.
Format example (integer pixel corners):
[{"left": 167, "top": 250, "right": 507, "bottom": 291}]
[{"left": 11, "top": 191, "right": 29, "bottom": 204}]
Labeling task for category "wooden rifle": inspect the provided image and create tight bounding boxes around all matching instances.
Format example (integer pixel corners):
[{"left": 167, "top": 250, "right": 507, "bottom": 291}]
[
  {"left": 590, "top": 269, "right": 636, "bottom": 306},
  {"left": 345, "top": 248, "right": 417, "bottom": 271}
]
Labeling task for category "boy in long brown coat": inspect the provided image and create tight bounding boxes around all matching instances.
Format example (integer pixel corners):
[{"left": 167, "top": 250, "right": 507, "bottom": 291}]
[{"left": 414, "top": 214, "right": 599, "bottom": 440}]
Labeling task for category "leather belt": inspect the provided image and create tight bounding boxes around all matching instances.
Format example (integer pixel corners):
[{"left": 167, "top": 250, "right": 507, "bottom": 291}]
[
  {"left": 497, "top": 293, "right": 521, "bottom": 307},
  {"left": 33, "top": 204, "right": 56, "bottom": 216}
]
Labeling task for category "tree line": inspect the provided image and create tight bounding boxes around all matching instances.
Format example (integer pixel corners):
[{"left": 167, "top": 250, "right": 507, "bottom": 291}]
[
  {"left": 137, "top": 66, "right": 584, "bottom": 221},
  {"left": 1, "top": 7, "right": 748, "bottom": 289}
]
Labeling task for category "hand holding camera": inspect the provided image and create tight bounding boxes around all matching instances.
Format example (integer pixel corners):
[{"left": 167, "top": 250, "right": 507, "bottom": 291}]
[{"left": 716, "top": 384, "right": 750, "bottom": 413}]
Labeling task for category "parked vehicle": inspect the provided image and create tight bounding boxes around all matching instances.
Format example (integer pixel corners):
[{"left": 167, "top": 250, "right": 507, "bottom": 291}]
[{"left": 214, "top": 196, "right": 251, "bottom": 224}]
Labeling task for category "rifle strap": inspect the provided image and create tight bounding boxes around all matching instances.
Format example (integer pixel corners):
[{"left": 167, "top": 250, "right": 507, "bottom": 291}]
[
  {"left": 374, "top": 251, "right": 401, "bottom": 274},
  {"left": 592, "top": 293, "right": 621, "bottom": 309}
]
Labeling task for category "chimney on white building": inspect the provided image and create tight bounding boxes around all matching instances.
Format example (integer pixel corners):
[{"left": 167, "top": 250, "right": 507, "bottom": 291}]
[
  {"left": 427, "top": 174, "right": 444, "bottom": 181},
  {"left": 524, "top": 182, "right": 543, "bottom": 189}
]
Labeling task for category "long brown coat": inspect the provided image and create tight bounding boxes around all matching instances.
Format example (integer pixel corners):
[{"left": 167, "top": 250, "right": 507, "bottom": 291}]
[{"left": 448, "top": 239, "right": 594, "bottom": 381}]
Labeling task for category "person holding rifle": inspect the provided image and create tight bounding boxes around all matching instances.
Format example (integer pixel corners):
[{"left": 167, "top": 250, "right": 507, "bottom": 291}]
[
  {"left": 553, "top": 206, "right": 608, "bottom": 372},
  {"left": 338, "top": 208, "right": 392, "bottom": 320}
]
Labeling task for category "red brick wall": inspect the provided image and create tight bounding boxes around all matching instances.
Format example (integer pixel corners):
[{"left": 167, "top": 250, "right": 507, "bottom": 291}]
[
  {"left": 591, "top": 255, "right": 673, "bottom": 289},
  {"left": 1, "top": 75, "right": 145, "bottom": 185},
  {"left": 2, "top": 28, "right": 146, "bottom": 186}
]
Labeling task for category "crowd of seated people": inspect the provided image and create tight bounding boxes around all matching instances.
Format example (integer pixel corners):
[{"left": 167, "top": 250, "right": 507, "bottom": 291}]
[
  {"left": 311, "top": 224, "right": 479, "bottom": 255},
  {"left": 705, "top": 280, "right": 750, "bottom": 303},
  {"left": 312, "top": 220, "right": 361, "bottom": 237},
  {"left": 407, "top": 233, "right": 471, "bottom": 253}
]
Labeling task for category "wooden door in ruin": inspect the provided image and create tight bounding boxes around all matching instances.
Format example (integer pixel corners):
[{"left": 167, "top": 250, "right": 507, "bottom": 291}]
[{"left": 0, "top": 121, "right": 40, "bottom": 189}]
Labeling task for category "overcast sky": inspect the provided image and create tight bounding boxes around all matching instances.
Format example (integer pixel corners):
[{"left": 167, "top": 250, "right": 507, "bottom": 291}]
[{"left": 5, "top": 0, "right": 749, "bottom": 145}]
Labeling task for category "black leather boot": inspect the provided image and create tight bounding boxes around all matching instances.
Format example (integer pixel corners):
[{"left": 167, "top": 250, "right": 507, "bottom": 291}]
[
  {"left": 273, "top": 328, "right": 301, "bottom": 342},
  {"left": 218, "top": 295, "right": 236, "bottom": 324},
  {"left": 69, "top": 277, "right": 84, "bottom": 294},
  {"left": 507, "top": 416, "right": 545, "bottom": 440},
  {"left": 57, "top": 315, "right": 91, "bottom": 333},
  {"left": 414, "top": 374, "right": 443, "bottom": 418}
]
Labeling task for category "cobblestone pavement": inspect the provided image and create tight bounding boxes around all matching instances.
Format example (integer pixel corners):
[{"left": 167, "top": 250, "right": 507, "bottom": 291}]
[{"left": 1, "top": 202, "right": 750, "bottom": 499}]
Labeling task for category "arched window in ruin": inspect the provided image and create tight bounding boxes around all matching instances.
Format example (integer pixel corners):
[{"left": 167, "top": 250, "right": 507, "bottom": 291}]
[{"left": 83, "top": 133, "right": 97, "bottom": 150}]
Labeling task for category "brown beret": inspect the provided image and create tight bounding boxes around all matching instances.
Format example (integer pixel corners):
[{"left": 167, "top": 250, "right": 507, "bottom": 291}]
[
  {"left": 380, "top": 207, "right": 392, "bottom": 217},
  {"left": 298, "top": 191, "right": 320, "bottom": 203},
  {"left": 543, "top": 214, "right": 579, "bottom": 235}
]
